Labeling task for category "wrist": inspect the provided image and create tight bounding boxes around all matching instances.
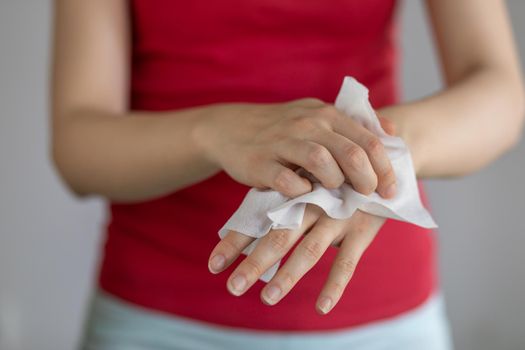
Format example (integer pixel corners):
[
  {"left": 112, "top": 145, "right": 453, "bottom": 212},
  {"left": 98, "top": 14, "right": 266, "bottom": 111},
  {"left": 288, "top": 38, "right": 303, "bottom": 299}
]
[
  {"left": 156, "top": 106, "right": 223, "bottom": 180},
  {"left": 377, "top": 105, "right": 426, "bottom": 177},
  {"left": 192, "top": 104, "right": 229, "bottom": 168},
  {"left": 192, "top": 102, "right": 264, "bottom": 168}
]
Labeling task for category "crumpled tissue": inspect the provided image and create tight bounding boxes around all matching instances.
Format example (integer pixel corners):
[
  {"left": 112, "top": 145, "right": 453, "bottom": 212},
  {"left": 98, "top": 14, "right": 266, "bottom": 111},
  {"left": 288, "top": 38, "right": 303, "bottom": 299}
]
[{"left": 218, "top": 76, "right": 437, "bottom": 282}]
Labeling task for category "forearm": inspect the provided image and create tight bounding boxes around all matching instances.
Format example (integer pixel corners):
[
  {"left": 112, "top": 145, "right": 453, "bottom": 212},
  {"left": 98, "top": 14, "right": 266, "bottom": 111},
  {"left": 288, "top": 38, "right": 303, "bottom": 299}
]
[
  {"left": 385, "top": 67, "right": 525, "bottom": 178},
  {"left": 52, "top": 105, "right": 225, "bottom": 202}
]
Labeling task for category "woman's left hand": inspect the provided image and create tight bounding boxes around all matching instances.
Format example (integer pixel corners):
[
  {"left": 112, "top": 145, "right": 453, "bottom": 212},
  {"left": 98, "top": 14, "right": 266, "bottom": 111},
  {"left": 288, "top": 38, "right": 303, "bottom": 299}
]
[{"left": 208, "top": 205, "right": 385, "bottom": 315}]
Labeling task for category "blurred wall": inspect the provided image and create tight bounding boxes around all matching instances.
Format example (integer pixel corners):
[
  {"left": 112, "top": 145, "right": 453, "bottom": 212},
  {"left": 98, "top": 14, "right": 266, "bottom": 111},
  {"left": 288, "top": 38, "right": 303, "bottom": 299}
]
[
  {"left": 0, "top": 1, "right": 524, "bottom": 350},
  {"left": 402, "top": 2, "right": 525, "bottom": 350}
]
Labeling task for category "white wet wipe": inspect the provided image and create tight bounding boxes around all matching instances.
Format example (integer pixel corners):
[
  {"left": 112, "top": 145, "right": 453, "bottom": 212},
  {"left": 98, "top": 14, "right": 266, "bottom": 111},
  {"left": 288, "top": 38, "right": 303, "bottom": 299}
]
[{"left": 219, "top": 77, "right": 437, "bottom": 282}]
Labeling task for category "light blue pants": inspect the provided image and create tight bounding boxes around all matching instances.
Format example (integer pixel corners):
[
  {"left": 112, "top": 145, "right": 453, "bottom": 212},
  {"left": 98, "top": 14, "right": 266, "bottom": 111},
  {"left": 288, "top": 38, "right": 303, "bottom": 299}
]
[{"left": 80, "top": 290, "right": 454, "bottom": 350}]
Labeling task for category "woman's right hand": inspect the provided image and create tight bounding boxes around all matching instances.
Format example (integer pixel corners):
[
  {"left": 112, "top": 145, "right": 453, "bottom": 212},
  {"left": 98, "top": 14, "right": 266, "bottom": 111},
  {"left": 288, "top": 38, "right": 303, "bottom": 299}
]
[{"left": 197, "top": 98, "right": 397, "bottom": 198}]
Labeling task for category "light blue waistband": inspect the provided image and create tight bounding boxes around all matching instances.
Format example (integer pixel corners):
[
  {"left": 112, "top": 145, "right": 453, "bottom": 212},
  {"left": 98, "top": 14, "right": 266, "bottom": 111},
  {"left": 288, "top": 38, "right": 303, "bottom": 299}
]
[{"left": 81, "top": 290, "right": 454, "bottom": 350}]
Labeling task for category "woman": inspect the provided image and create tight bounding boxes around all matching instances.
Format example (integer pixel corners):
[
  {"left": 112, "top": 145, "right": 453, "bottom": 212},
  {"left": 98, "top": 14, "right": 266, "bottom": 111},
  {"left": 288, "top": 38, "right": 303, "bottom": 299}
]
[{"left": 51, "top": 0, "right": 524, "bottom": 349}]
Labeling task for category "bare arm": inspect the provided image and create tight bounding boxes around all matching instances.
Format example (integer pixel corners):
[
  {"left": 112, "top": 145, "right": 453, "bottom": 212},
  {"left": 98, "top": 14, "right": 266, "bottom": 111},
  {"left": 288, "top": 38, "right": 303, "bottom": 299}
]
[
  {"left": 389, "top": 0, "right": 525, "bottom": 177},
  {"left": 51, "top": 1, "right": 224, "bottom": 202}
]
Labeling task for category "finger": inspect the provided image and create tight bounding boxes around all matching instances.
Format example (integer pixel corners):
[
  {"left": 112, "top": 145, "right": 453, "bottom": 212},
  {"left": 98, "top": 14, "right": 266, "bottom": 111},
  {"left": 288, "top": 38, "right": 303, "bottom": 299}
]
[
  {"left": 227, "top": 204, "right": 322, "bottom": 296},
  {"left": 316, "top": 212, "right": 385, "bottom": 315},
  {"left": 260, "top": 215, "right": 345, "bottom": 305},
  {"left": 274, "top": 139, "right": 345, "bottom": 189},
  {"left": 311, "top": 131, "right": 377, "bottom": 195},
  {"left": 208, "top": 230, "right": 256, "bottom": 274},
  {"left": 256, "top": 160, "right": 312, "bottom": 198},
  {"left": 378, "top": 116, "right": 396, "bottom": 136},
  {"left": 332, "top": 118, "right": 396, "bottom": 198}
]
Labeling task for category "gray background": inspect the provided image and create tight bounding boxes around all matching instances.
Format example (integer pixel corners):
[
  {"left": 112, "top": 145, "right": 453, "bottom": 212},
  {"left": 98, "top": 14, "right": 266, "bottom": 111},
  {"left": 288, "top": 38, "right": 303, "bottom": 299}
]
[{"left": 1, "top": 1, "right": 524, "bottom": 349}]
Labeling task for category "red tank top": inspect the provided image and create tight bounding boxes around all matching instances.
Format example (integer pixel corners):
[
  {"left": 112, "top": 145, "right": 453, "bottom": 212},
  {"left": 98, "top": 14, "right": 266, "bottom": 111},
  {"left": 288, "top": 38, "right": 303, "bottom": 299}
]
[{"left": 99, "top": 0, "right": 437, "bottom": 331}]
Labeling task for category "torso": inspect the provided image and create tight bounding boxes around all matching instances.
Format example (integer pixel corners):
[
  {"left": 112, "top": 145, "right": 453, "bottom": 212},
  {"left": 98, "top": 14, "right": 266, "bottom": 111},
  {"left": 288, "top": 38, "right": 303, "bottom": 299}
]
[{"left": 98, "top": 0, "right": 438, "bottom": 331}]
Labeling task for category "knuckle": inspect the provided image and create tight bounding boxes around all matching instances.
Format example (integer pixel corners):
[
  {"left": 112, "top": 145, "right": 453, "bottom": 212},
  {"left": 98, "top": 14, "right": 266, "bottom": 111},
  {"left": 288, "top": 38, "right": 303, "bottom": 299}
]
[
  {"left": 331, "top": 280, "right": 347, "bottom": 295},
  {"left": 365, "top": 136, "right": 384, "bottom": 157},
  {"left": 278, "top": 269, "right": 296, "bottom": 288},
  {"left": 268, "top": 230, "right": 291, "bottom": 252},
  {"left": 301, "top": 239, "right": 324, "bottom": 261},
  {"left": 342, "top": 145, "right": 377, "bottom": 194},
  {"left": 301, "top": 107, "right": 338, "bottom": 131},
  {"left": 334, "top": 256, "right": 357, "bottom": 276},
  {"left": 300, "top": 97, "right": 324, "bottom": 106},
  {"left": 346, "top": 146, "right": 367, "bottom": 170},
  {"left": 285, "top": 105, "right": 306, "bottom": 119},
  {"left": 319, "top": 105, "right": 338, "bottom": 117},
  {"left": 243, "top": 258, "right": 263, "bottom": 277},
  {"left": 288, "top": 116, "right": 317, "bottom": 132},
  {"left": 306, "top": 144, "right": 331, "bottom": 169},
  {"left": 379, "top": 166, "right": 396, "bottom": 184},
  {"left": 273, "top": 168, "right": 293, "bottom": 193},
  {"left": 221, "top": 237, "right": 244, "bottom": 254}
]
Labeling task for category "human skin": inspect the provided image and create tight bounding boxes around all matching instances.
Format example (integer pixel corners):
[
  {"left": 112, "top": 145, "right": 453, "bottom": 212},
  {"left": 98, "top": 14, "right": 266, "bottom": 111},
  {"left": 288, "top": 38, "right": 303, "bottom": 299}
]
[{"left": 51, "top": 0, "right": 524, "bottom": 315}]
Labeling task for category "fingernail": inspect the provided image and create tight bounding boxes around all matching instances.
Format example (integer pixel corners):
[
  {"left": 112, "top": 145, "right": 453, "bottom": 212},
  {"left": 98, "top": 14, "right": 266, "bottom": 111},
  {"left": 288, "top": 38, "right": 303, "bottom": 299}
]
[
  {"left": 229, "top": 275, "right": 247, "bottom": 296},
  {"left": 209, "top": 254, "right": 225, "bottom": 273},
  {"left": 318, "top": 297, "right": 332, "bottom": 314},
  {"left": 263, "top": 285, "right": 282, "bottom": 305},
  {"left": 384, "top": 183, "right": 396, "bottom": 198}
]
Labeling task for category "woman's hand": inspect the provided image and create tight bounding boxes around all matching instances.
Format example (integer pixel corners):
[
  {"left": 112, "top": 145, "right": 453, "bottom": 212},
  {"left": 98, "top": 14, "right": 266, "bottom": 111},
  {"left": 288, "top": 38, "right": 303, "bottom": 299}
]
[
  {"left": 206, "top": 106, "right": 396, "bottom": 314},
  {"left": 208, "top": 205, "right": 385, "bottom": 314},
  {"left": 197, "top": 99, "right": 397, "bottom": 199}
]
